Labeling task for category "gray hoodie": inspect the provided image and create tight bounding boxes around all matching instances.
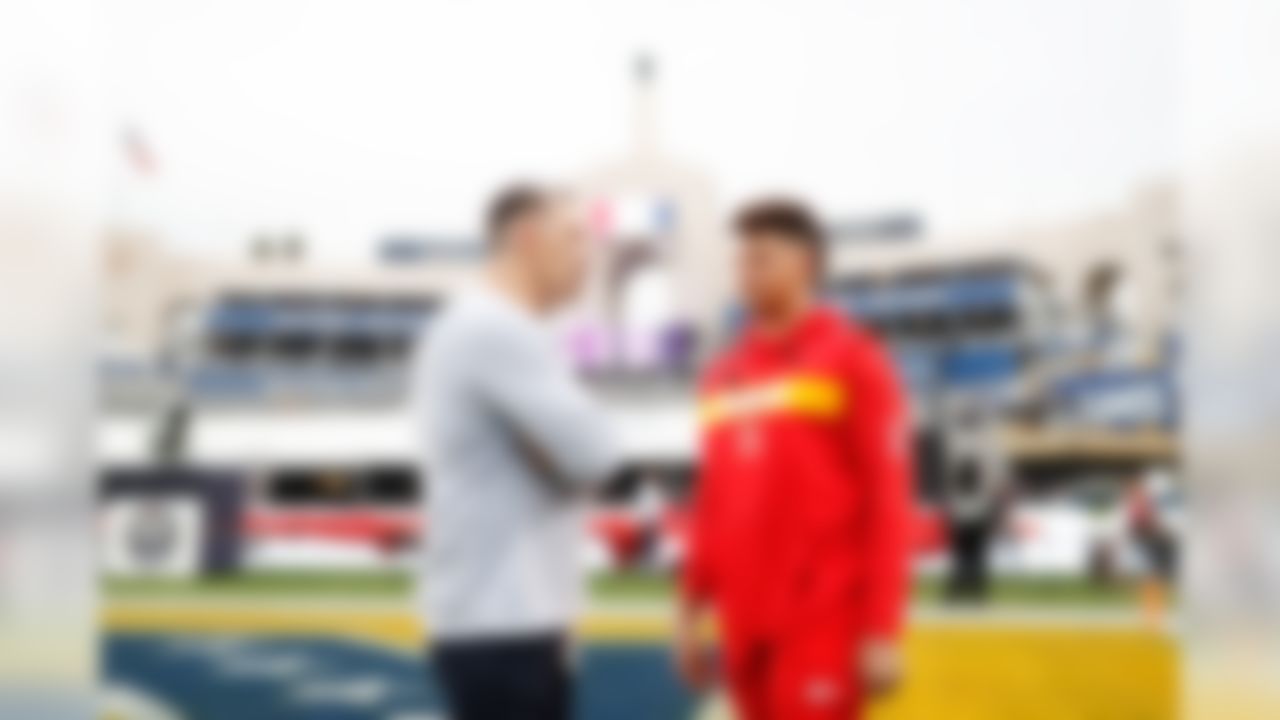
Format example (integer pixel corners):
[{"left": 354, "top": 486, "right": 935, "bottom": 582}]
[{"left": 415, "top": 286, "right": 616, "bottom": 640}]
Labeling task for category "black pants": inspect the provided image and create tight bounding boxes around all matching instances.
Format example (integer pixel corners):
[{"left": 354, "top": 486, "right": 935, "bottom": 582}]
[
  {"left": 1134, "top": 526, "right": 1178, "bottom": 581},
  {"left": 947, "top": 519, "right": 992, "bottom": 602},
  {"left": 433, "top": 633, "right": 572, "bottom": 720}
]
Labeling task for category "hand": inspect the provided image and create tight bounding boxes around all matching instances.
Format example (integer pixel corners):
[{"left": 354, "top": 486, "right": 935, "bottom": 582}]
[
  {"left": 673, "top": 604, "right": 715, "bottom": 690},
  {"left": 858, "top": 638, "right": 904, "bottom": 698}
]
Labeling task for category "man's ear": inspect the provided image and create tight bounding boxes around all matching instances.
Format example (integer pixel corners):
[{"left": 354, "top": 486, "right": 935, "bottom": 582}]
[{"left": 809, "top": 252, "right": 827, "bottom": 287}]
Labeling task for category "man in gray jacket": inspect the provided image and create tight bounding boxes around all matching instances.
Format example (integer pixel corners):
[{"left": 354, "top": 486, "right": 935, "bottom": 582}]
[{"left": 417, "top": 183, "right": 616, "bottom": 720}]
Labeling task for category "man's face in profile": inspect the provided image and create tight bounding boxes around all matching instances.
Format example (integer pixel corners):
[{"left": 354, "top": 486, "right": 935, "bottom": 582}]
[{"left": 528, "top": 198, "right": 591, "bottom": 309}]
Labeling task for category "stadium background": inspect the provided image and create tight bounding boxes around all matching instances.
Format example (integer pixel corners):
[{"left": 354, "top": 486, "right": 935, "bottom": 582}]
[{"left": 96, "top": 2, "right": 1180, "bottom": 718}]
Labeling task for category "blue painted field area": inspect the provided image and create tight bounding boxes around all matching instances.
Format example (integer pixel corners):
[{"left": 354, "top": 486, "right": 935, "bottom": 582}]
[{"left": 106, "top": 633, "right": 696, "bottom": 720}]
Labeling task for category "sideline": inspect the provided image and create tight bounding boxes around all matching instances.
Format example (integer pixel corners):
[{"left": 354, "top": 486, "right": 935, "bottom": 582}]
[{"left": 103, "top": 597, "right": 1172, "bottom": 647}]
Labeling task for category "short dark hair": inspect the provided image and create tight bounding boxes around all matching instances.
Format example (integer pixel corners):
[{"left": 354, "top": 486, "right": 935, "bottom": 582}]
[
  {"left": 733, "top": 196, "right": 827, "bottom": 267},
  {"left": 486, "top": 182, "right": 554, "bottom": 248}
]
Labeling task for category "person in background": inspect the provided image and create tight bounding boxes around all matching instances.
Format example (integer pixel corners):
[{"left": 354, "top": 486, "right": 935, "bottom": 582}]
[
  {"left": 417, "top": 183, "right": 617, "bottom": 720},
  {"left": 675, "top": 198, "right": 914, "bottom": 720},
  {"left": 941, "top": 400, "right": 1008, "bottom": 604},
  {"left": 1126, "top": 468, "right": 1179, "bottom": 626},
  {"left": 942, "top": 458, "right": 1000, "bottom": 603}
]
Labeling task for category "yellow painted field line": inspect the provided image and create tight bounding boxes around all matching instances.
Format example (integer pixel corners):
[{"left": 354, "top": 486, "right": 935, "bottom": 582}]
[
  {"left": 103, "top": 605, "right": 678, "bottom": 648},
  {"left": 102, "top": 604, "right": 1168, "bottom": 644}
]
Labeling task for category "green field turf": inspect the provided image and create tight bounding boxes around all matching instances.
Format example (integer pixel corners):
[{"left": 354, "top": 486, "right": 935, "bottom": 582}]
[{"left": 103, "top": 570, "right": 1145, "bottom": 607}]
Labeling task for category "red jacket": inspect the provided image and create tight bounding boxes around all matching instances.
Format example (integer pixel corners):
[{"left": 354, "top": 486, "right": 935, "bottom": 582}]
[{"left": 683, "top": 306, "right": 913, "bottom": 641}]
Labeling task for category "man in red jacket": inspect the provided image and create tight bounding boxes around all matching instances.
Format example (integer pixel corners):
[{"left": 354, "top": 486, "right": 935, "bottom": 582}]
[{"left": 675, "top": 198, "right": 914, "bottom": 720}]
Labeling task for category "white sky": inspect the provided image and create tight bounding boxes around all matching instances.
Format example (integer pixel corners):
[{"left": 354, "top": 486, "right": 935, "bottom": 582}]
[{"left": 106, "top": 0, "right": 1177, "bottom": 261}]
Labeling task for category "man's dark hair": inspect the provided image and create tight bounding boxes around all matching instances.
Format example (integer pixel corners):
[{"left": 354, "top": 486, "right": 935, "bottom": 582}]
[
  {"left": 486, "top": 182, "right": 555, "bottom": 249},
  {"left": 733, "top": 196, "right": 827, "bottom": 268}
]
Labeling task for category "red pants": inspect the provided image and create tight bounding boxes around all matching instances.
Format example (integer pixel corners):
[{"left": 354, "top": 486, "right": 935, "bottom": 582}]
[{"left": 723, "top": 624, "right": 862, "bottom": 720}]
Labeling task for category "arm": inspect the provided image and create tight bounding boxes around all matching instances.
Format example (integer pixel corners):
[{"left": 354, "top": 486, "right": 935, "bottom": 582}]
[
  {"left": 848, "top": 343, "right": 914, "bottom": 687},
  {"left": 675, "top": 423, "right": 720, "bottom": 688},
  {"left": 681, "top": 465, "right": 719, "bottom": 609},
  {"left": 472, "top": 322, "right": 617, "bottom": 492}
]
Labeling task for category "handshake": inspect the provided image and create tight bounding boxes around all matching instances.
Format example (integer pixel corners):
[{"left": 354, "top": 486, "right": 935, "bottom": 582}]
[{"left": 423, "top": 184, "right": 911, "bottom": 720}]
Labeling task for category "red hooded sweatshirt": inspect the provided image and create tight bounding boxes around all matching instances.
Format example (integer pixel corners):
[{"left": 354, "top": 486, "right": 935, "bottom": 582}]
[{"left": 683, "top": 306, "right": 913, "bottom": 643}]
